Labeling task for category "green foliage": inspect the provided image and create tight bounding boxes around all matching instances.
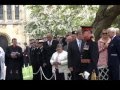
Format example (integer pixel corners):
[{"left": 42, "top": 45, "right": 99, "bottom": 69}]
[
  {"left": 112, "top": 15, "right": 120, "bottom": 28},
  {"left": 25, "top": 5, "right": 99, "bottom": 38}
]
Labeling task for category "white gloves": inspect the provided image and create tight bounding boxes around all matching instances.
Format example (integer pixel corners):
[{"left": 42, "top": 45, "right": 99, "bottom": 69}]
[{"left": 83, "top": 71, "right": 90, "bottom": 80}]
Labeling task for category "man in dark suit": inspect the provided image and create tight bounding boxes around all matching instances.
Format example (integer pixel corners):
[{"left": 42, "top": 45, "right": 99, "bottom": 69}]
[
  {"left": 32, "top": 39, "right": 40, "bottom": 80},
  {"left": 68, "top": 30, "right": 84, "bottom": 80},
  {"left": 29, "top": 39, "right": 37, "bottom": 80},
  {"left": 32, "top": 39, "right": 48, "bottom": 80},
  {"left": 43, "top": 33, "right": 59, "bottom": 80},
  {"left": 107, "top": 27, "right": 120, "bottom": 80}
]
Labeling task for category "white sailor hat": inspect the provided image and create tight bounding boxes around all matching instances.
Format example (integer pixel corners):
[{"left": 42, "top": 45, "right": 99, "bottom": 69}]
[{"left": 38, "top": 40, "right": 44, "bottom": 43}]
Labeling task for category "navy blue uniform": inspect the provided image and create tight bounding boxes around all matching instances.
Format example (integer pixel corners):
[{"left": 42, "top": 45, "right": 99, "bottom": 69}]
[{"left": 108, "top": 36, "right": 120, "bottom": 80}]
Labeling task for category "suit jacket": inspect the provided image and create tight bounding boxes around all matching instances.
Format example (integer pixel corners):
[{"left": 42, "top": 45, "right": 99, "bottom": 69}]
[
  {"left": 108, "top": 36, "right": 120, "bottom": 80},
  {"left": 108, "top": 36, "right": 120, "bottom": 67},
  {"left": 23, "top": 46, "right": 31, "bottom": 66},
  {"left": 68, "top": 39, "right": 84, "bottom": 72},
  {"left": 30, "top": 47, "right": 36, "bottom": 66},
  {"left": 36, "top": 47, "right": 48, "bottom": 66},
  {"left": 43, "top": 40, "right": 59, "bottom": 65},
  {"left": 63, "top": 44, "right": 68, "bottom": 51}
]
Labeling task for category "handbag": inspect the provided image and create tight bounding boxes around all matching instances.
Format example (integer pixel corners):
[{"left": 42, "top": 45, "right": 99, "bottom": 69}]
[{"left": 22, "top": 64, "right": 33, "bottom": 80}]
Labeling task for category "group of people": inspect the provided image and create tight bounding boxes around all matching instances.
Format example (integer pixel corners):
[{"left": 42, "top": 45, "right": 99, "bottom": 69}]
[{"left": 0, "top": 26, "right": 120, "bottom": 80}]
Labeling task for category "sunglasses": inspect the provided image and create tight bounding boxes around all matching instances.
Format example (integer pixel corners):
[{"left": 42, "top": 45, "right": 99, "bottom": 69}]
[{"left": 102, "top": 33, "right": 108, "bottom": 35}]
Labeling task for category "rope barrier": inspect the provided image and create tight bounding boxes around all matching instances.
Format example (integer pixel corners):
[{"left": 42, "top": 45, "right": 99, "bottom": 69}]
[
  {"left": 40, "top": 66, "right": 56, "bottom": 80},
  {"left": 33, "top": 66, "right": 41, "bottom": 75}
]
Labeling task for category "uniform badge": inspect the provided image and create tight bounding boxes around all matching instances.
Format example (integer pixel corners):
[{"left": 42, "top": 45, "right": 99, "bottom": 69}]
[{"left": 83, "top": 43, "right": 89, "bottom": 50}]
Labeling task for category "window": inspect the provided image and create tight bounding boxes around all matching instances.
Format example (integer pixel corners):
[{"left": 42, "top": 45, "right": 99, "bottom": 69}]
[
  {"left": 7, "top": 5, "right": 12, "bottom": 20},
  {"left": 0, "top": 5, "right": 3, "bottom": 20},
  {"left": 15, "top": 5, "right": 19, "bottom": 20}
]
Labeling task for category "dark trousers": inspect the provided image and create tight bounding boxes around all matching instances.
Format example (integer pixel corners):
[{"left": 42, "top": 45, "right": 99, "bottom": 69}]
[
  {"left": 108, "top": 66, "right": 119, "bottom": 80},
  {"left": 33, "top": 72, "right": 41, "bottom": 80},
  {"left": 33, "top": 65, "right": 41, "bottom": 80},
  {"left": 72, "top": 71, "right": 84, "bottom": 80},
  {"left": 42, "top": 65, "right": 53, "bottom": 80},
  {"left": 55, "top": 69, "right": 65, "bottom": 80}
]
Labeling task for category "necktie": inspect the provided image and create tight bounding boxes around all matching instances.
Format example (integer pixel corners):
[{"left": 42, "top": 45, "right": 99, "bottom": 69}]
[{"left": 79, "top": 40, "right": 81, "bottom": 52}]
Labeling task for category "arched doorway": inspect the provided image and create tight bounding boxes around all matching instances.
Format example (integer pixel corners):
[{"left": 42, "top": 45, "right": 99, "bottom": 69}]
[{"left": 0, "top": 34, "right": 9, "bottom": 52}]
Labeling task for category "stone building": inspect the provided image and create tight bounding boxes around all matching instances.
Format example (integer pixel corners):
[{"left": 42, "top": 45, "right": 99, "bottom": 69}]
[{"left": 0, "top": 5, "right": 30, "bottom": 51}]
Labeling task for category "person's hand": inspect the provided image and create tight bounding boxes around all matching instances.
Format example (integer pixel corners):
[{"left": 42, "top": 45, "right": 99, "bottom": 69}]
[
  {"left": 102, "top": 43, "right": 108, "bottom": 49},
  {"left": 104, "top": 43, "right": 109, "bottom": 49},
  {"left": 69, "top": 67, "right": 73, "bottom": 72},
  {"left": 43, "top": 63, "right": 47, "bottom": 67},
  {"left": 56, "top": 62, "right": 61, "bottom": 65},
  {"left": 53, "top": 62, "right": 57, "bottom": 65}
]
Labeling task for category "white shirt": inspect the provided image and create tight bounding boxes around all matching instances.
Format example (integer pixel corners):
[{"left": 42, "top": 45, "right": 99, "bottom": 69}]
[
  {"left": 111, "top": 35, "right": 116, "bottom": 40},
  {"left": 76, "top": 38, "right": 82, "bottom": 51},
  {"left": 0, "top": 47, "right": 5, "bottom": 80},
  {"left": 47, "top": 40, "right": 53, "bottom": 46},
  {"left": 50, "top": 50, "right": 70, "bottom": 73}
]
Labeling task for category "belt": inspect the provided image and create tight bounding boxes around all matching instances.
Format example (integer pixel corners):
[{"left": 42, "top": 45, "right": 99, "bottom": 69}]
[{"left": 81, "top": 59, "right": 91, "bottom": 64}]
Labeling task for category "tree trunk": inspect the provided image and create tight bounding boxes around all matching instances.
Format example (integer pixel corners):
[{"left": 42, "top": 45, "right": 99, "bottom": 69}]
[{"left": 92, "top": 5, "right": 120, "bottom": 41}]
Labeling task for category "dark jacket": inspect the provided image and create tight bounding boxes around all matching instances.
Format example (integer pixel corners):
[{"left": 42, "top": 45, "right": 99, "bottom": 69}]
[
  {"left": 68, "top": 39, "right": 99, "bottom": 74},
  {"left": 108, "top": 36, "right": 120, "bottom": 80},
  {"left": 5, "top": 45, "right": 23, "bottom": 80},
  {"left": 43, "top": 40, "right": 59, "bottom": 65}
]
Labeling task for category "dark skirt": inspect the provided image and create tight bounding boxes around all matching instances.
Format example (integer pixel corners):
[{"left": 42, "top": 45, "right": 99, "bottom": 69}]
[{"left": 55, "top": 69, "right": 65, "bottom": 80}]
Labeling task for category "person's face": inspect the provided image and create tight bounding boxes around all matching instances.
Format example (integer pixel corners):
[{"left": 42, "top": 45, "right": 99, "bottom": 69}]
[
  {"left": 66, "top": 37, "right": 72, "bottom": 43},
  {"left": 108, "top": 31, "right": 114, "bottom": 38},
  {"left": 43, "top": 37, "right": 47, "bottom": 41},
  {"left": 71, "top": 34, "right": 76, "bottom": 41},
  {"left": 47, "top": 35, "right": 52, "bottom": 41},
  {"left": 77, "top": 33, "right": 83, "bottom": 40},
  {"left": 35, "top": 40, "right": 39, "bottom": 47},
  {"left": 102, "top": 31, "right": 108, "bottom": 38},
  {"left": 38, "top": 43, "right": 43, "bottom": 48},
  {"left": 56, "top": 47, "right": 63, "bottom": 52},
  {"left": 31, "top": 40, "right": 36, "bottom": 48},
  {"left": 83, "top": 31, "right": 92, "bottom": 40},
  {"left": 12, "top": 39, "right": 17, "bottom": 45}
]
